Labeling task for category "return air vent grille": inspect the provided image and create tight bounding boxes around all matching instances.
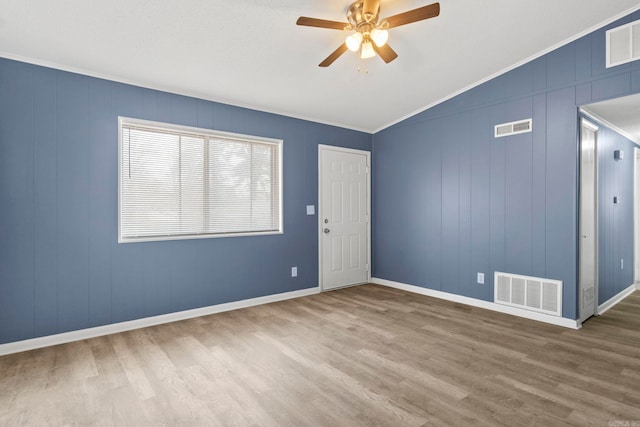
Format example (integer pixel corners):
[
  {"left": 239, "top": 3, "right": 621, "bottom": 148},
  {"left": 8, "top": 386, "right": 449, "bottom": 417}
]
[
  {"left": 494, "top": 119, "right": 532, "bottom": 138},
  {"left": 606, "top": 19, "right": 640, "bottom": 68},
  {"left": 494, "top": 272, "right": 562, "bottom": 317}
]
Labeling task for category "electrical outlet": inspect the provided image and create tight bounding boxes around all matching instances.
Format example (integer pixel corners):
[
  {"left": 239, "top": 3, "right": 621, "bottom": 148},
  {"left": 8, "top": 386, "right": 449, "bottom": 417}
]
[
  {"left": 477, "top": 272, "right": 485, "bottom": 284},
  {"left": 291, "top": 266, "right": 298, "bottom": 277},
  {"left": 621, "top": 259, "right": 624, "bottom": 270}
]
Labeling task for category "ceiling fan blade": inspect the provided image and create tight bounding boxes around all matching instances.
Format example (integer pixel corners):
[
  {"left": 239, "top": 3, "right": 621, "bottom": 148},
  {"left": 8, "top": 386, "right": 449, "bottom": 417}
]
[
  {"left": 372, "top": 43, "right": 398, "bottom": 63},
  {"left": 383, "top": 2, "right": 440, "bottom": 29},
  {"left": 319, "top": 43, "right": 349, "bottom": 67},
  {"left": 296, "top": 16, "right": 348, "bottom": 30}
]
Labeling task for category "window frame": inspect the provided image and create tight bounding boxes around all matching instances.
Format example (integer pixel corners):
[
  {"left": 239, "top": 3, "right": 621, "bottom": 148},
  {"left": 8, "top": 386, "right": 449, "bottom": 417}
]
[{"left": 118, "top": 116, "right": 283, "bottom": 243}]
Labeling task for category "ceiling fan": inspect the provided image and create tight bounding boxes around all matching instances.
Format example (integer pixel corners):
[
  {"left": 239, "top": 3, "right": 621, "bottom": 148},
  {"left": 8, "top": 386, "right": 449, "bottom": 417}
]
[{"left": 296, "top": 0, "right": 440, "bottom": 67}]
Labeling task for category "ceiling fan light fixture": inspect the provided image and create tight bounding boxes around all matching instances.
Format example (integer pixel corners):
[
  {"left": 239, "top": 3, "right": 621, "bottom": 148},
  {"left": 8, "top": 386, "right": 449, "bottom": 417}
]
[
  {"left": 345, "top": 32, "right": 363, "bottom": 51},
  {"left": 370, "top": 28, "right": 388, "bottom": 47},
  {"left": 360, "top": 40, "right": 375, "bottom": 59},
  {"left": 296, "top": 1, "right": 441, "bottom": 67}
]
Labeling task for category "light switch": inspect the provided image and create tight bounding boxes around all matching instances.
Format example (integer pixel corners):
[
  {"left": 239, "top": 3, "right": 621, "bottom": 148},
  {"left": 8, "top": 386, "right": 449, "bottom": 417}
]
[
  {"left": 477, "top": 272, "right": 485, "bottom": 284},
  {"left": 306, "top": 205, "right": 315, "bottom": 215}
]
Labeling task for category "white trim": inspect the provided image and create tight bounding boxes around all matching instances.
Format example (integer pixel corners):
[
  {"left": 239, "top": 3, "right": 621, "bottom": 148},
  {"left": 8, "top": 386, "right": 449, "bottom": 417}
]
[
  {"left": 0, "top": 287, "right": 319, "bottom": 356},
  {"left": 635, "top": 148, "right": 640, "bottom": 283},
  {"left": 318, "top": 144, "right": 372, "bottom": 292},
  {"left": 597, "top": 283, "right": 637, "bottom": 315},
  {"left": 371, "top": 277, "right": 580, "bottom": 329}
]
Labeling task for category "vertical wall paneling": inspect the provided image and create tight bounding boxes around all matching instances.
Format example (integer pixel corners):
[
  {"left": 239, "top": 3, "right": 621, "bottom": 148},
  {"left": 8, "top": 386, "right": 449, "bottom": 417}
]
[
  {"left": 56, "top": 72, "right": 91, "bottom": 333},
  {"left": 469, "top": 108, "right": 492, "bottom": 300},
  {"left": 594, "top": 120, "right": 637, "bottom": 304},
  {"left": 33, "top": 67, "right": 59, "bottom": 336},
  {"left": 422, "top": 121, "right": 443, "bottom": 291},
  {"left": 372, "top": 124, "right": 431, "bottom": 287},
  {"left": 0, "top": 60, "right": 36, "bottom": 342},
  {"left": 440, "top": 114, "right": 462, "bottom": 296},
  {"left": 504, "top": 98, "right": 534, "bottom": 276},
  {"left": 531, "top": 94, "right": 548, "bottom": 278},
  {"left": 373, "top": 10, "right": 640, "bottom": 319},
  {"left": 0, "top": 58, "right": 370, "bottom": 344},
  {"left": 457, "top": 113, "right": 472, "bottom": 297},
  {"left": 87, "top": 78, "right": 114, "bottom": 328},
  {"left": 489, "top": 104, "right": 507, "bottom": 282},
  {"left": 545, "top": 88, "right": 578, "bottom": 319}
]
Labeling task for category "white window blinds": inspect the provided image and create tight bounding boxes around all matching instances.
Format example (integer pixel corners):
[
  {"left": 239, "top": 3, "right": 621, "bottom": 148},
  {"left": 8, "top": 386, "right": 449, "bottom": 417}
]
[{"left": 119, "top": 118, "right": 282, "bottom": 242}]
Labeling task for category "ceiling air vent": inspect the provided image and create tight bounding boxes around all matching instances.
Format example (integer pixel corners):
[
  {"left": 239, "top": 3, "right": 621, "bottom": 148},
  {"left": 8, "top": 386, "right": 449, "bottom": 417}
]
[
  {"left": 606, "top": 19, "right": 640, "bottom": 68},
  {"left": 494, "top": 118, "right": 532, "bottom": 138}
]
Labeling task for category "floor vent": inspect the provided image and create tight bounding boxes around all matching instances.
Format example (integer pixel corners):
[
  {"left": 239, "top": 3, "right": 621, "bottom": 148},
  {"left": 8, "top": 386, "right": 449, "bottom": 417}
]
[
  {"left": 606, "top": 19, "right": 640, "bottom": 68},
  {"left": 494, "top": 272, "right": 562, "bottom": 317},
  {"left": 494, "top": 119, "right": 532, "bottom": 138}
]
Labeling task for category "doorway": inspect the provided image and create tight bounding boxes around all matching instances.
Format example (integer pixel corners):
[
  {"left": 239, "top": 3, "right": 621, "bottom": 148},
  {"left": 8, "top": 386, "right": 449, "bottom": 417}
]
[
  {"left": 318, "top": 145, "right": 371, "bottom": 291},
  {"left": 579, "top": 119, "right": 598, "bottom": 323}
]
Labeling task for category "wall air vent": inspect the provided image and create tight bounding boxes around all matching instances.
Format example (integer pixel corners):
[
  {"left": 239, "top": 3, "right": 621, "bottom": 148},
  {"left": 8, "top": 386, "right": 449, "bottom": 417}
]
[
  {"left": 494, "top": 119, "right": 532, "bottom": 138},
  {"left": 494, "top": 272, "right": 562, "bottom": 317},
  {"left": 606, "top": 19, "right": 640, "bottom": 68}
]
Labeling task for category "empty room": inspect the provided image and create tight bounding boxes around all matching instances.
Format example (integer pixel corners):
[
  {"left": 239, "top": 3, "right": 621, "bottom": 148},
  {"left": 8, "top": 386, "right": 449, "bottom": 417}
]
[{"left": 2, "top": 1, "right": 640, "bottom": 425}]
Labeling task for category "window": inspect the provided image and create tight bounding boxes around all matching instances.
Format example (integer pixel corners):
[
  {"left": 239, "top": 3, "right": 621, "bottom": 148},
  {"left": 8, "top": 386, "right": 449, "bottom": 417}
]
[{"left": 118, "top": 117, "right": 282, "bottom": 243}]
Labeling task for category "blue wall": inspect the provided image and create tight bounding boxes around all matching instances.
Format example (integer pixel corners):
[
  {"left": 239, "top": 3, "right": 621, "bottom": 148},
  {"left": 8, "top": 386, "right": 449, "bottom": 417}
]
[
  {"left": 4, "top": 11, "right": 640, "bottom": 346},
  {"left": 0, "top": 58, "right": 371, "bottom": 344},
  {"left": 373, "top": 10, "right": 640, "bottom": 320},
  {"left": 592, "top": 119, "right": 637, "bottom": 304}
]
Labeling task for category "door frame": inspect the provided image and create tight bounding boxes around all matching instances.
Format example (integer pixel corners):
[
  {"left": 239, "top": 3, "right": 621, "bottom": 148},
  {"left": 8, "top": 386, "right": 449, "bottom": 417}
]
[
  {"left": 578, "top": 117, "right": 599, "bottom": 322},
  {"left": 635, "top": 147, "right": 640, "bottom": 284},
  {"left": 318, "top": 144, "right": 371, "bottom": 292}
]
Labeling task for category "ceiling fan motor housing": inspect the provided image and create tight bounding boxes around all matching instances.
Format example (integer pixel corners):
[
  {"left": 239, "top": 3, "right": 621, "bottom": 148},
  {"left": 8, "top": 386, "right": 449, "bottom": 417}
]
[{"left": 348, "top": 0, "right": 381, "bottom": 28}]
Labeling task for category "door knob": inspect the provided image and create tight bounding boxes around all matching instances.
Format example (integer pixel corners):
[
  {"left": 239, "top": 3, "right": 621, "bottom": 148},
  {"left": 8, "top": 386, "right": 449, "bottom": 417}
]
[{"left": 324, "top": 228, "right": 330, "bottom": 234}]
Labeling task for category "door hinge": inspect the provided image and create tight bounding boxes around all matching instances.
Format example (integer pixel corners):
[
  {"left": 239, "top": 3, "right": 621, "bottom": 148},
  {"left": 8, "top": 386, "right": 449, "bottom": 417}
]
[
  {"left": 365, "top": 165, "right": 369, "bottom": 174},
  {"left": 365, "top": 264, "right": 369, "bottom": 271},
  {"left": 365, "top": 214, "right": 369, "bottom": 223}
]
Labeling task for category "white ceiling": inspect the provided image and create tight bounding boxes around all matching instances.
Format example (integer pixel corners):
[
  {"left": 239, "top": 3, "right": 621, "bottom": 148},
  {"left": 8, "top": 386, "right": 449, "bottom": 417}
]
[
  {"left": 583, "top": 94, "right": 640, "bottom": 144},
  {"left": 1, "top": 0, "right": 640, "bottom": 133}
]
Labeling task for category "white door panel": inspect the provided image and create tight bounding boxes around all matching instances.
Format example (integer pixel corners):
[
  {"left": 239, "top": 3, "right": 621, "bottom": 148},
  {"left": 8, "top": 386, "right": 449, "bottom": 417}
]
[
  {"left": 319, "top": 146, "right": 369, "bottom": 291},
  {"left": 579, "top": 119, "right": 598, "bottom": 323}
]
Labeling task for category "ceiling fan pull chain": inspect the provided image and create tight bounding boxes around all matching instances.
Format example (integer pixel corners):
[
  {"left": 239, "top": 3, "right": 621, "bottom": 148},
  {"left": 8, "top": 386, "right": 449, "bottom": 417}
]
[{"left": 357, "top": 57, "right": 369, "bottom": 76}]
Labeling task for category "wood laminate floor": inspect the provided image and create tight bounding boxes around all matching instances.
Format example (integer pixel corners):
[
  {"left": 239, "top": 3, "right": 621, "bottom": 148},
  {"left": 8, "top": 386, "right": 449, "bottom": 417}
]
[{"left": 1, "top": 284, "right": 640, "bottom": 426}]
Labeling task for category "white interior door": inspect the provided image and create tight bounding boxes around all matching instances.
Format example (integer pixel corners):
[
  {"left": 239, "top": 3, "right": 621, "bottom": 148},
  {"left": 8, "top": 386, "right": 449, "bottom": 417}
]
[
  {"left": 579, "top": 119, "right": 598, "bottom": 323},
  {"left": 319, "top": 145, "right": 370, "bottom": 291}
]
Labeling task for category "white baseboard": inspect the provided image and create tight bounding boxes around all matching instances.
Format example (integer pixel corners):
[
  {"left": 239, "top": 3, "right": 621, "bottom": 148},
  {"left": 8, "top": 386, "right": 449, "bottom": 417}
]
[
  {"left": 0, "top": 286, "right": 320, "bottom": 356},
  {"left": 371, "top": 277, "right": 580, "bottom": 329},
  {"left": 598, "top": 283, "right": 637, "bottom": 316}
]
